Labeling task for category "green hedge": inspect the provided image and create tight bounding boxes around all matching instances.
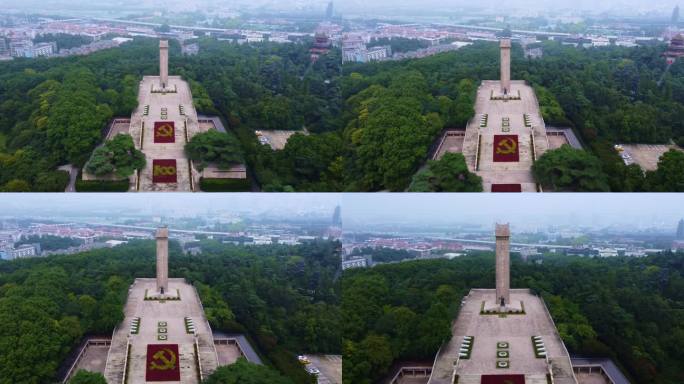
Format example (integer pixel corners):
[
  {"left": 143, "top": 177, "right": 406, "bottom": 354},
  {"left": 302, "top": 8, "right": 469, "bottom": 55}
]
[
  {"left": 200, "top": 178, "right": 251, "bottom": 192},
  {"left": 76, "top": 179, "right": 130, "bottom": 192}
]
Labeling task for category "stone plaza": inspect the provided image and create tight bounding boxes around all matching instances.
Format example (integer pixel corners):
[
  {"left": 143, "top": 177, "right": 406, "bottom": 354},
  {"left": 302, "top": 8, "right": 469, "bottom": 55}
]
[
  {"left": 455, "top": 39, "right": 551, "bottom": 192},
  {"left": 83, "top": 40, "right": 247, "bottom": 192},
  {"left": 59, "top": 227, "right": 257, "bottom": 384},
  {"left": 427, "top": 224, "right": 577, "bottom": 384}
]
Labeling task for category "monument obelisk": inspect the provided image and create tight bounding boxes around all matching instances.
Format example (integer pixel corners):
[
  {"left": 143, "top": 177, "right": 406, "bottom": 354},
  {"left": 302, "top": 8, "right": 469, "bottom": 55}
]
[
  {"left": 500, "top": 39, "right": 511, "bottom": 96},
  {"left": 495, "top": 223, "right": 510, "bottom": 307},
  {"left": 159, "top": 40, "right": 169, "bottom": 90},
  {"left": 156, "top": 226, "right": 169, "bottom": 295}
]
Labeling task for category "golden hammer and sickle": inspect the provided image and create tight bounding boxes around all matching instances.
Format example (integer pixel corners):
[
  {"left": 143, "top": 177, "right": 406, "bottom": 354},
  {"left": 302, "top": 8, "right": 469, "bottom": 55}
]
[
  {"left": 149, "top": 348, "right": 177, "bottom": 371},
  {"left": 156, "top": 124, "right": 174, "bottom": 138},
  {"left": 496, "top": 138, "right": 517, "bottom": 155},
  {"left": 154, "top": 166, "right": 177, "bottom": 176}
]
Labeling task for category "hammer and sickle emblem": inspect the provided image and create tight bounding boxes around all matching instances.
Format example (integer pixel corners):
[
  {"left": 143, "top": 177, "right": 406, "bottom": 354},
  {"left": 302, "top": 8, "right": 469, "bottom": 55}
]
[
  {"left": 156, "top": 124, "right": 174, "bottom": 138},
  {"left": 149, "top": 348, "right": 177, "bottom": 371},
  {"left": 496, "top": 138, "right": 517, "bottom": 155},
  {"left": 154, "top": 166, "right": 177, "bottom": 176}
]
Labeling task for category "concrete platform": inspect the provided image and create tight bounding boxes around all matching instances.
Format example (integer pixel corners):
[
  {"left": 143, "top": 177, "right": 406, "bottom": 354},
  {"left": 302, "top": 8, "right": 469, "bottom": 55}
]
[
  {"left": 103, "top": 278, "right": 219, "bottom": 384},
  {"left": 428, "top": 289, "right": 577, "bottom": 384},
  {"left": 307, "top": 355, "right": 342, "bottom": 384},
  {"left": 129, "top": 76, "right": 204, "bottom": 192},
  {"left": 71, "top": 344, "right": 110, "bottom": 376},
  {"left": 617, "top": 144, "right": 682, "bottom": 171},
  {"left": 460, "top": 81, "right": 549, "bottom": 193}
]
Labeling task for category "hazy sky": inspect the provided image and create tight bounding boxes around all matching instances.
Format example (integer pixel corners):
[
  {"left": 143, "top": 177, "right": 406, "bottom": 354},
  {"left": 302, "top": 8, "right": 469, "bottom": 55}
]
[
  {"left": 0, "top": 0, "right": 680, "bottom": 16},
  {"left": 342, "top": 194, "right": 684, "bottom": 230},
  {"left": 0, "top": 193, "right": 341, "bottom": 218}
]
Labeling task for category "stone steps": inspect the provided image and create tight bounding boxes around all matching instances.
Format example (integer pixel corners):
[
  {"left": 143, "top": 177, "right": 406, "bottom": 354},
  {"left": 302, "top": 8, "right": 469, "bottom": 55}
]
[
  {"left": 198, "top": 333, "right": 219, "bottom": 376},
  {"left": 103, "top": 333, "right": 128, "bottom": 384}
]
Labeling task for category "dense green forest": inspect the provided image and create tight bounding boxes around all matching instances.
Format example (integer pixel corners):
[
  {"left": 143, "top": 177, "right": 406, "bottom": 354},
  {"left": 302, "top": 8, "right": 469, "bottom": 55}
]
[
  {"left": 0, "top": 38, "right": 343, "bottom": 192},
  {"left": 1, "top": 37, "right": 682, "bottom": 191},
  {"left": 342, "top": 252, "right": 684, "bottom": 384},
  {"left": 0, "top": 239, "right": 340, "bottom": 384},
  {"left": 340, "top": 41, "right": 684, "bottom": 191}
]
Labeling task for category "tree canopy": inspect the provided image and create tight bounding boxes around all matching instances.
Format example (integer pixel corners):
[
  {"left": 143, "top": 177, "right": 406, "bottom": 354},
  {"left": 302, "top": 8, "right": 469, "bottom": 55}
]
[
  {"left": 85, "top": 134, "right": 145, "bottom": 178},
  {"left": 204, "top": 358, "right": 296, "bottom": 384},
  {"left": 409, "top": 152, "right": 483, "bottom": 192},
  {"left": 533, "top": 145, "right": 611, "bottom": 191},
  {"left": 343, "top": 251, "right": 684, "bottom": 384},
  {"left": 0, "top": 239, "right": 340, "bottom": 384},
  {"left": 68, "top": 370, "right": 106, "bottom": 384},
  {"left": 185, "top": 129, "right": 245, "bottom": 171},
  {"left": 1, "top": 37, "right": 683, "bottom": 191}
]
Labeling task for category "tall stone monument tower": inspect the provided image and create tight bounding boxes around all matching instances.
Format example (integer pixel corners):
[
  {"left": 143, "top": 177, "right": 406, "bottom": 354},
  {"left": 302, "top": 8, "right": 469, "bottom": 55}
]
[
  {"left": 500, "top": 39, "right": 511, "bottom": 95},
  {"left": 495, "top": 223, "right": 510, "bottom": 307},
  {"left": 156, "top": 226, "right": 169, "bottom": 295},
  {"left": 159, "top": 40, "right": 169, "bottom": 90}
]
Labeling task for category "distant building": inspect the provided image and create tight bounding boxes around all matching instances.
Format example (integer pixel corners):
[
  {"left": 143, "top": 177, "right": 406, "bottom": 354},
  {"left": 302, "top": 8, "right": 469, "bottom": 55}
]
[
  {"left": 182, "top": 43, "right": 199, "bottom": 56},
  {"left": 565, "top": 247, "right": 600, "bottom": 257},
  {"left": 519, "top": 247, "right": 539, "bottom": 261},
  {"left": 342, "top": 257, "right": 367, "bottom": 270},
  {"left": 8, "top": 39, "right": 55, "bottom": 58},
  {"left": 0, "top": 244, "right": 37, "bottom": 260},
  {"left": 9, "top": 39, "right": 32, "bottom": 57},
  {"left": 32, "top": 42, "right": 56, "bottom": 57},
  {"left": 677, "top": 219, "right": 684, "bottom": 239},
  {"left": 0, "top": 38, "right": 8, "bottom": 56},
  {"left": 663, "top": 34, "right": 684, "bottom": 64},
  {"left": 343, "top": 44, "right": 389, "bottom": 63},
  {"left": 524, "top": 45, "right": 543, "bottom": 59},
  {"left": 326, "top": 1, "right": 334, "bottom": 19},
  {"left": 332, "top": 205, "right": 342, "bottom": 227},
  {"left": 105, "top": 240, "right": 128, "bottom": 247},
  {"left": 310, "top": 32, "right": 331, "bottom": 61},
  {"left": 673, "top": 5, "right": 680, "bottom": 25}
]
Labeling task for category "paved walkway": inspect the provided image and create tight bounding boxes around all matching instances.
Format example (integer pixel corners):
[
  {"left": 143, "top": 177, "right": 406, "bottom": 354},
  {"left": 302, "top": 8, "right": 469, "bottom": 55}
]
[
  {"left": 129, "top": 76, "right": 202, "bottom": 192},
  {"left": 58, "top": 164, "right": 79, "bottom": 192},
  {"left": 461, "top": 81, "right": 549, "bottom": 192},
  {"left": 103, "top": 278, "right": 219, "bottom": 384},
  {"left": 429, "top": 289, "right": 576, "bottom": 384}
]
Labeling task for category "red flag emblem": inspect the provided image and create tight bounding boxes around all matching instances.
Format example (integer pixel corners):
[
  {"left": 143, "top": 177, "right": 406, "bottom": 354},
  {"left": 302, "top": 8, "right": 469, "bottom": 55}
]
[
  {"left": 493, "top": 135, "right": 519, "bottom": 162},
  {"left": 152, "top": 159, "right": 177, "bottom": 183},
  {"left": 146, "top": 344, "right": 181, "bottom": 381}
]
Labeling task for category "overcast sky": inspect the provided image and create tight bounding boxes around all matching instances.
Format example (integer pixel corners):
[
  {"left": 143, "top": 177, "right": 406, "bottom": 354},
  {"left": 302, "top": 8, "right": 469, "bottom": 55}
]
[
  {"left": 1, "top": 0, "right": 680, "bottom": 16},
  {"left": 0, "top": 193, "right": 341, "bottom": 218},
  {"left": 1, "top": 193, "right": 682, "bottom": 231},
  {"left": 342, "top": 194, "right": 684, "bottom": 231}
]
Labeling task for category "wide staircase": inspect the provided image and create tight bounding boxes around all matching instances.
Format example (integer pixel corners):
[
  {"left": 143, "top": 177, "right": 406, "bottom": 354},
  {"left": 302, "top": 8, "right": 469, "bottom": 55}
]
[
  {"left": 197, "top": 333, "right": 219, "bottom": 377},
  {"left": 103, "top": 331, "right": 128, "bottom": 384}
]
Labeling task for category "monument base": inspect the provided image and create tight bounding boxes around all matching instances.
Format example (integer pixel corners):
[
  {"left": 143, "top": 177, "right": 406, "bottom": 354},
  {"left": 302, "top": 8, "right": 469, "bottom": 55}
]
[
  {"left": 481, "top": 299, "right": 525, "bottom": 314},
  {"left": 145, "top": 287, "right": 181, "bottom": 301},
  {"left": 151, "top": 84, "right": 178, "bottom": 94},
  {"left": 490, "top": 89, "right": 522, "bottom": 101}
]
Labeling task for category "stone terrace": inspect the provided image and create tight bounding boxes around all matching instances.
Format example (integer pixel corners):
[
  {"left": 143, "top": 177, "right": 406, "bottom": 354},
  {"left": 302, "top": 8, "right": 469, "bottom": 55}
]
[
  {"left": 429, "top": 289, "right": 576, "bottom": 384},
  {"left": 129, "top": 76, "right": 203, "bottom": 192},
  {"left": 462, "top": 81, "right": 550, "bottom": 192},
  {"left": 103, "top": 278, "right": 219, "bottom": 384}
]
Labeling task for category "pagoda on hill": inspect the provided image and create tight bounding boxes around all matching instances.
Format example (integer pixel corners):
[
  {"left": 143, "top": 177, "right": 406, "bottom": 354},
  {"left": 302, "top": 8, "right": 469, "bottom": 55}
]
[
  {"left": 664, "top": 34, "right": 684, "bottom": 64},
  {"left": 310, "top": 32, "right": 332, "bottom": 62}
]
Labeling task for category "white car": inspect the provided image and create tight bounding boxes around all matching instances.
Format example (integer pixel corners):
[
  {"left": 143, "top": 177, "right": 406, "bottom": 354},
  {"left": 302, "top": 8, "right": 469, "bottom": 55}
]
[{"left": 306, "top": 367, "right": 320, "bottom": 376}]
